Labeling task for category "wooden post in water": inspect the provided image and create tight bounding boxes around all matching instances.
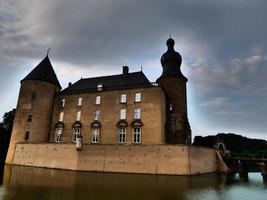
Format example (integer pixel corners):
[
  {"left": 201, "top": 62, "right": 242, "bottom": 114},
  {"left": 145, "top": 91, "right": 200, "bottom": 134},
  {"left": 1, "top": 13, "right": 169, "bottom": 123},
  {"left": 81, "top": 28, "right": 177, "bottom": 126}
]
[{"left": 238, "top": 160, "right": 248, "bottom": 180}]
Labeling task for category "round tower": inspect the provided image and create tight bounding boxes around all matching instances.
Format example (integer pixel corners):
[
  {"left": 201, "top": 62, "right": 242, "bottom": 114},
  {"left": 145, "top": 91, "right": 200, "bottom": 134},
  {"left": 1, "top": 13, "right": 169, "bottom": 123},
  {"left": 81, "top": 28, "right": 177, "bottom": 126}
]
[
  {"left": 157, "top": 38, "right": 191, "bottom": 145},
  {"left": 6, "top": 56, "right": 61, "bottom": 164}
]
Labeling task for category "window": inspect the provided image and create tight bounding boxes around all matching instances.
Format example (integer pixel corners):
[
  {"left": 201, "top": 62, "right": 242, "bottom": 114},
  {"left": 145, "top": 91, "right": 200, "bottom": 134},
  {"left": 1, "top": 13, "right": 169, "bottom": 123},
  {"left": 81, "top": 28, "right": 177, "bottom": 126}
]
[
  {"left": 61, "top": 99, "right": 65, "bottom": 107},
  {"left": 118, "top": 128, "right": 126, "bottom": 143},
  {"left": 97, "top": 83, "right": 103, "bottom": 91},
  {"left": 24, "top": 131, "right": 30, "bottom": 141},
  {"left": 78, "top": 97, "right": 83, "bottom": 106},
  {"left": 92, "top": 129, "right": 99, "bottom": 143},
  {"left": 72, "top": 127, "right": 80, "bottom": 143},
  {"left": 27, "top": 115, "right": 32, "bottom": 123},
  {"left": 76, "top": 111, "right": 81, "bottom": 121},
  {"left": 94, "top": 110, "right": 100, "bottom": 121},
  {"left": 134, "top": 108, "right": 141, "bottom": 119},
  {"left": 120, "top": 94, "right": 127, "bottom": 103},
  {"left": 31, "top": 93, "right": 36, "bottom": 103},
  {"left": 55, "top": 128, "right": 63, "bottom": 143},
  {"left": 59, "top": 112, "right": 64, "bottom": 122},
  {"left": 120, "top": 108, "right": 126, "bottom": 119},
  {"left": 133, "top": 128, "right": 141, "bottom": 144},
  {"left": 96, "top": 96, "right": 101, "bottom": 105},
  {"left": 135, "top": 93, "right": 141, "bottom": 102}
]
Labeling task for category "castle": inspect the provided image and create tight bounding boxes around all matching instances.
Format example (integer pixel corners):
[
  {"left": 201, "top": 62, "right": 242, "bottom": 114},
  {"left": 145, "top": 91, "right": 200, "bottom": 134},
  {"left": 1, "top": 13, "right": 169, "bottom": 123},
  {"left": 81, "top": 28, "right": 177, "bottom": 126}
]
[{"left": 5, "top": 38, "right": 227, "bottom": 175}]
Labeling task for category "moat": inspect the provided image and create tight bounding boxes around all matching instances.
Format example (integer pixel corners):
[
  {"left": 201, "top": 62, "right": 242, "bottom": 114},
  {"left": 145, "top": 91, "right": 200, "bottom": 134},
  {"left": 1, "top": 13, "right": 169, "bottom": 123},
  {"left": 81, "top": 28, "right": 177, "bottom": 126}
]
[{"left": 0, "top": 165, "right": 266, "bottom": 200}]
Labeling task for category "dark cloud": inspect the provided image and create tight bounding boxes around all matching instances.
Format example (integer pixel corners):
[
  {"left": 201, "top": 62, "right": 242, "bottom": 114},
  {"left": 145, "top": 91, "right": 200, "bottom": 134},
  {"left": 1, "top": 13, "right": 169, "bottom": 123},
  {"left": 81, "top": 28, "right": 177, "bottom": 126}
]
[{"left": 0, "top": 0, "right": 267, "bottom": 139}]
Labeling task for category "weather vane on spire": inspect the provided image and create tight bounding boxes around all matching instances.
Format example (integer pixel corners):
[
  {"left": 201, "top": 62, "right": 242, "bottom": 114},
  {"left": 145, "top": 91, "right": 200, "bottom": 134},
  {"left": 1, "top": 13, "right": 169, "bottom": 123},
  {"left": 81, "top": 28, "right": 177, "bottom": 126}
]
[{"left": 47, "top": 48, "right": 51, "bottom": 56}]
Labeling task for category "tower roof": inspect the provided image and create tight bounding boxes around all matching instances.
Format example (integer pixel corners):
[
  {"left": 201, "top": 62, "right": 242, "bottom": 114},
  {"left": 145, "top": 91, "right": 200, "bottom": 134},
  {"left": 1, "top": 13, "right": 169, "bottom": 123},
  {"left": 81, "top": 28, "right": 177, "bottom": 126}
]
[
  {"left": 157, "top": 37, "right": 187, "bottom": 82},
  {"left": 21, "top": 56, "right": 61, "bottom": 88}
]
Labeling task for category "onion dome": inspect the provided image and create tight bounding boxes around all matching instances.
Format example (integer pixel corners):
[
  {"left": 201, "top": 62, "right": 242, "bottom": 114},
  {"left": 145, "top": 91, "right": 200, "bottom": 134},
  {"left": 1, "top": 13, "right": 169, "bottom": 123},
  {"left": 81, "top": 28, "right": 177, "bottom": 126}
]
[
  {"left": 157, "top": 37, "right": 187, "bottom": 82},
  {"left": 21, "top": 56, "right": 61, "bottom": 89}
]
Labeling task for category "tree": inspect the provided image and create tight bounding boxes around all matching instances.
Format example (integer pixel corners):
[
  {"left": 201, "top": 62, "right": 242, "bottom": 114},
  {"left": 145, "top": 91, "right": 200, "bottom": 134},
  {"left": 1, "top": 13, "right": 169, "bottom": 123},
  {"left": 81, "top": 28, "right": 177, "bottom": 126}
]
[{"left": 0, "top": 109, "right": 16, "bottom": 165}]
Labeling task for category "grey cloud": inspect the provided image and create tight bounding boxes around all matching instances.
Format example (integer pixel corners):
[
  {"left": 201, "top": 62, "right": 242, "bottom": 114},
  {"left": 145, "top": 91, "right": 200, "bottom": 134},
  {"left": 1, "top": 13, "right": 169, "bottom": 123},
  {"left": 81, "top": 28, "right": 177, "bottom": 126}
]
[{"left": 1, "top": 0, "right": 267, "bottom": 138}]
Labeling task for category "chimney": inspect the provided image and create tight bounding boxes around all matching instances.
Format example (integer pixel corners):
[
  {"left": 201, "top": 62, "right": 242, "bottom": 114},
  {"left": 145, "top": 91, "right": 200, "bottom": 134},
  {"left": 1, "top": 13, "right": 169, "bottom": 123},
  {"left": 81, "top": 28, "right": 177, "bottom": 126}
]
[
  {"left": 68, "top": 82, "right": 72, "bottom": 87},
  {"left": 122, "top": 66, "right": 129, "bottom": 75}
]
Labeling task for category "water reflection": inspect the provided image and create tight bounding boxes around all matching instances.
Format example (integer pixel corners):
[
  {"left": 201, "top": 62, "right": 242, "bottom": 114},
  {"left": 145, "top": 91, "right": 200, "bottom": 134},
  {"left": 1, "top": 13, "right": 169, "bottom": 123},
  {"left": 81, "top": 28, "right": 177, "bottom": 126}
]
[{"left": 1, "top": 165, "right": 267, "bottom": 200}]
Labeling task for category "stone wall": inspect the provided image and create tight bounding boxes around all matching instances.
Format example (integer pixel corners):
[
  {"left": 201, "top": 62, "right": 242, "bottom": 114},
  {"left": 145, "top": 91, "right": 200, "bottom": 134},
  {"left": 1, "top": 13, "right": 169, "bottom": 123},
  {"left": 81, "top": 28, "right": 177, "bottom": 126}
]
[{"left": 11, "top": 143, "right": 225, "bottom": 175}]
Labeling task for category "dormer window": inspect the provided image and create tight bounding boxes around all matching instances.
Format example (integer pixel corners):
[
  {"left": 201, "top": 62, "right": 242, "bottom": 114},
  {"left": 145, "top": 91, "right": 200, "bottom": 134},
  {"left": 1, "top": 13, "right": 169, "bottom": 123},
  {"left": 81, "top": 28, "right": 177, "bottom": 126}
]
[{"left": 97, "top": 83, "right": 103, "bottom": 91}]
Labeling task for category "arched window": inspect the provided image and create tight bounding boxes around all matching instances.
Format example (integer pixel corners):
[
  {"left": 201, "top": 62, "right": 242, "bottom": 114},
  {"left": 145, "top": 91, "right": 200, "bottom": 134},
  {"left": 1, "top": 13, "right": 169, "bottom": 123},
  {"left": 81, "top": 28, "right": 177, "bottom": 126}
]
[
  {"left": 55, "top": 128, "right": 63, "bottom": 143},
  {"left": 118, "top": 128, "right": 126, "bottom": 143},
  {"left": 92, "top": 129, "right": 99, "bottom": 143},
  {"left": 133, "top": 128, "right": 141, "bottom": 144},
  {"left": 72, "top": 127, "right": 80, "bottom": 143}
]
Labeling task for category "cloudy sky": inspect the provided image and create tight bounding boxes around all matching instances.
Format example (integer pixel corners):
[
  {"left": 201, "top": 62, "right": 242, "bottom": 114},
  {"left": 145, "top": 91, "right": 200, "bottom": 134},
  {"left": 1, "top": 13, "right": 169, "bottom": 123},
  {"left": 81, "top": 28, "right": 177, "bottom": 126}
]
[{"left": 1, "top": 0, "right": 267, "bottom": 140}]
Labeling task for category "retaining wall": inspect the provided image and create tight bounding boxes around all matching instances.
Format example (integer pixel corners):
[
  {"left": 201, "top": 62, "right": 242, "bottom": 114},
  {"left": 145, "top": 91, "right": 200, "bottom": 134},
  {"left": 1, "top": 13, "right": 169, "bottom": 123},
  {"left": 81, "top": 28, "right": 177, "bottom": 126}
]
[{"left": 11, "top": 143, "right": 224, "bottom": 175}]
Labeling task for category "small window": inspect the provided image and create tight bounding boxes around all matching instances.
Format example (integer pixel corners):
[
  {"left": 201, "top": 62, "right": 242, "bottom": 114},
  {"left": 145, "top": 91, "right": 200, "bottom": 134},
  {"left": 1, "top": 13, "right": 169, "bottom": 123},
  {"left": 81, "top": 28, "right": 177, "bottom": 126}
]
[
  {"left": 134, "top": 108, "right": 141, "bottom": 119},
  {"left": 120, "top": 108, "right": 126, "bottom": 119},
  {"left": 31, "top": 93, "right": 36, "bottom": 103},
  {"left": 76, "top": 111, "right": 81, "bottom": 121},
  {"left": 55, "top": 128, "right": 63, "bottom": 143},
  {"left": 24, "top": 131, "right": 30, "bottom": 141},
  {"left": 94, "top": 110, "right": 100, "bottom": 121},
  {"left": 72, "top": 127, "right": 80, "bottom": 143},
  {"left": 78, "top": 97, "right": 83, "bottom": 106},
  {"left": 92, "top": 129, "right": 99, "bottom": 143},
  {"left": 59, "top": 112, "right": 64, "bottom": 122},
  {"left": 135, "top": 93, "right": 141, "bottom": 102},
  {"left": 133, "top": 128, "right": 141, "bottom": 144},
  {"left": 96, "top": 96, "right": 101, "bottom": 105},
  {"left": 61, "top": 99, "right": 65, "bottom": 107},
  {"left": 118, "top": 128, "right": 126, "bottom": 144},
  {"left": 120, "top": 94, "right": 127, "bottom": 103},
  {"left": 27, "top": 115, "right": 32, "bottom": 123},
  {"left": 97, "top": 83, "right": 103, "bottom": 91}
]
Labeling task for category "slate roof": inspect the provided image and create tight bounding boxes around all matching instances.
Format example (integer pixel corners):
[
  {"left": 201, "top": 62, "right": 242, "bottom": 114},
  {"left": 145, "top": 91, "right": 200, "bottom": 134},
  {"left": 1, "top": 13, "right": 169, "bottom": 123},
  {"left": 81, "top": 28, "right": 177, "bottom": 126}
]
[
  {"left": 60, "top": 71, "right": 152, "bottom": 95},
  {"left": 21, "top": 56, "right": 61, "bottom": 88}
]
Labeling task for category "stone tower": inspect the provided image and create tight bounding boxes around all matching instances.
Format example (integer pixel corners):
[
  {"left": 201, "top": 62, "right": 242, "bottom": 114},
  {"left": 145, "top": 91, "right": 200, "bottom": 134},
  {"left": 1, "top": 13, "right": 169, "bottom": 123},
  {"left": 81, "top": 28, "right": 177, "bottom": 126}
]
[
  {"left": 157, "top": 38, "right": 191, "bottom": 145},
  {"left": 5, "top": 56, "right": 61, "bottom": 164}
]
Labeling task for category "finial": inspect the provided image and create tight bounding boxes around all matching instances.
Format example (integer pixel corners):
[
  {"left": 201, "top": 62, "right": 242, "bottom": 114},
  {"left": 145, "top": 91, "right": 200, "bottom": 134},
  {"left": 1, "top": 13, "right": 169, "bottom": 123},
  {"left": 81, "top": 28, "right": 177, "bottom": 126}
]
[
  {"left": 141, "top": 65, "right": 143, "bottom": 72},
  {"left": 47, "top": 48, "right": 51, "bottom": 56},
  {"left": 169, "top": 34, "right": 172, "bottom": 39}
]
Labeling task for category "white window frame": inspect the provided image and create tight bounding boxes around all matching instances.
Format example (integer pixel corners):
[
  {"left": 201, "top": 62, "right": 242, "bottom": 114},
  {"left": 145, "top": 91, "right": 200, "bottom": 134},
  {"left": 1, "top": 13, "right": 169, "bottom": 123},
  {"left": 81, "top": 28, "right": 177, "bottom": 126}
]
[
  {"left": 134, "top": 108, "right": 141, "bottom": 119},
  {"left": 135, "top": 93, "right": 141, "bottom": 102},
  {"left": 72, "top": 127, "right": 80, "bottom": 143},
  {"left": 133, "top": 128, "right": 141, "bottom": 144},
  {"left": 91, "top": 129, "right": 99, "bottom": 143},
  {"left": 59, "top": 112, "right": 64, "bottom": 122},
  {"left": 96, "top": 96, "right": 101, "bottom": 105},
  {"left": 120, "top": 94, "right": 127, "bottom": 103},
  {"left": 76, "top": 110, "right": 81, "bottom": 121},
  {"left": 55, "top": 128, "right": 63, "bottom": 143},
  {"left": 61, "top": 98, "right": 65, "bottom": 107},
  {"left": 97, "top": 83, "right": 103, "bottom": 91},
  {"left": 94, "top": 110, "right": 100, "bottom": 121},
  {"left": 118, "top": 128, "right": 126, "bottom": 144},
  {"left": 120, "top": 108, "right": 126, "bottom": 119},
  {"left": 78, "top": 97, "right": 83, "bottom": 106}
]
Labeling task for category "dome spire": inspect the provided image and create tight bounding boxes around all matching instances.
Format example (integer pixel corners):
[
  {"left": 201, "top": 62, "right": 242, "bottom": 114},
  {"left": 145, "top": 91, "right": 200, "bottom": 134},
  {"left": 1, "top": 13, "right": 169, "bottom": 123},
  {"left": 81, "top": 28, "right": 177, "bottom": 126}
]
[{"left": 156, "top": 37, "right": 187, "bottom": 82}]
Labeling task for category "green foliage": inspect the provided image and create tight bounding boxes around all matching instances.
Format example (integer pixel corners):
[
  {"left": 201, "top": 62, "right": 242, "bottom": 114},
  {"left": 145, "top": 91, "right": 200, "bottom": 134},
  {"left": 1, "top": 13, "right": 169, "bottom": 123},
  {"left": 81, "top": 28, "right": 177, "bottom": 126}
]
[
  {"left": 193, "top": 133, "right": 267, "bottom": 154},
  {"left": 0, "top": 109, "right": 16, "bottom": 165}
]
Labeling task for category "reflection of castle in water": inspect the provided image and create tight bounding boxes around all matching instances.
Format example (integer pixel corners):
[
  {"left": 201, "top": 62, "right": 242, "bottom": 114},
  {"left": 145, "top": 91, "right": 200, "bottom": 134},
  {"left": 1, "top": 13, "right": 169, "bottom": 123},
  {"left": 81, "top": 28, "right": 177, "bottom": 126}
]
[{"left": 3, "top": 165, "right": 226, "bottom": 200}]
